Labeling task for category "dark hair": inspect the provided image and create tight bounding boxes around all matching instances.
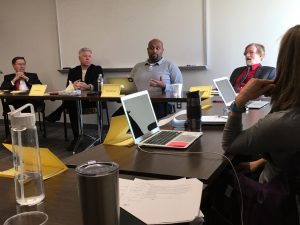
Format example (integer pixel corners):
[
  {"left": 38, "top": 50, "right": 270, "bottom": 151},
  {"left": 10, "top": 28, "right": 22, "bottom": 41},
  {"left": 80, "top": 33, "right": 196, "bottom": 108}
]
[
  {"left": 244, "top": 43, "right": 265, "bottom": 58},
  {"left": 12, "top": 56, "right": 26, "bottom": 65},
  {"left": 271, "top": 25, "right": 300, "bottom": 110}
]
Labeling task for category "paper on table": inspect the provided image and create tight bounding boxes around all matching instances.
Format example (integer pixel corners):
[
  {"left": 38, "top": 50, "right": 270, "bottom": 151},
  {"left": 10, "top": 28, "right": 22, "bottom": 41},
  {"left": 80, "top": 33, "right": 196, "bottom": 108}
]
[
  {"left": 119, "top": 178, "right": 134, "bottom": 200},
  {"left": 65, "top": 81, "right": 75, "bottom": 92},
  {"left": 120, "top": 178, "right": 203, "bottom": 224},
  {"left": 0, "top": 144, "right": 68, "bottom": 180},
  {"left": 201, "top": 115, "right": 228, "bottom": 124}
]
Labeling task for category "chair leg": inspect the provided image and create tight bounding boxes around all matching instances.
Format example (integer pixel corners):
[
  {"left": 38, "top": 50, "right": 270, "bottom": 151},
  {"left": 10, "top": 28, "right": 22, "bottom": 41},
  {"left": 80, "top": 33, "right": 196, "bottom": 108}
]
[
  {"left": 4, "top": 113, "right": 10, "bottom": 138},
  {"left": 63, "top": 110, "right": 68, "bottom": 141},
  {"left": 42, "top": 112, "right": 47, "bottom": 138},
  {"left": 38, "top": 112, "right": 42, "bottom": 131},
  {"left": 105, "top": 107, "right": 110, "bottom": 127}
]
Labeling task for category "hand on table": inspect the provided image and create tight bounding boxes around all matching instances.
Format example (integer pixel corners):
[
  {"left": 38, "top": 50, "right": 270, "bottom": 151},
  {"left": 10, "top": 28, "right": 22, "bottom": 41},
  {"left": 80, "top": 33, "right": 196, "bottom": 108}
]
[{"left": 73, "top": 80, "right": 91, "bottom": 90}]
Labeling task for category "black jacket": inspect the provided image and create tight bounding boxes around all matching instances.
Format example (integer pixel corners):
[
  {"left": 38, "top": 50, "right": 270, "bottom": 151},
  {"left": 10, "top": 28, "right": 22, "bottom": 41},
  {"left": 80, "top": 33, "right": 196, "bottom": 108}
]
[
  {"left": 229, "top": 65, "right": 276, "bottom": 86},
  {"left": 1, "top": 72, "right": 42, "bottom": 90},
  {"left": 67, "top": 64, "right": 103, "bottom": 91}
]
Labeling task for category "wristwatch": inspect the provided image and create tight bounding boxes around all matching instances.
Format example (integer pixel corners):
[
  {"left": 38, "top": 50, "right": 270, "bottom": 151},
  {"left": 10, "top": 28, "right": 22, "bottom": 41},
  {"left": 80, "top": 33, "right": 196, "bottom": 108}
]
[{"left": 230, "top": 101, "right": 246, "bottom": 113}]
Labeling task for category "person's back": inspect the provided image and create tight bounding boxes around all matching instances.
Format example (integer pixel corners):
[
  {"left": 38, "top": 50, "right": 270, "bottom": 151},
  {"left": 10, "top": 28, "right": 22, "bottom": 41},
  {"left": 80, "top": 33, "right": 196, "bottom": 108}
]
[{"left": 222, "top": 25, "right": 300, "bottom": 224}]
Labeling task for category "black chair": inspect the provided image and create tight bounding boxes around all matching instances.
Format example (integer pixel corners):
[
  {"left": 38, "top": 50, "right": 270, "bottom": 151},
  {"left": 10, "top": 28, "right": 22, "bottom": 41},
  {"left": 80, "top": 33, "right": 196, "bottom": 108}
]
[
  {"left": 1, "top": 99, "right": 47, "bottom": 139},
  {"left": 63, "top": 102, "right": 110, "bottom": 141}
]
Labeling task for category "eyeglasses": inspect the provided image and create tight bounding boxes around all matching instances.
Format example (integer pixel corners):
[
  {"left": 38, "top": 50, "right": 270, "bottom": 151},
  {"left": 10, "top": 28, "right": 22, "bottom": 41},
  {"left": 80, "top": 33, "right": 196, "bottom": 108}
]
[{"left": 244, "top": 51, "right": 258, "bottom": 56}]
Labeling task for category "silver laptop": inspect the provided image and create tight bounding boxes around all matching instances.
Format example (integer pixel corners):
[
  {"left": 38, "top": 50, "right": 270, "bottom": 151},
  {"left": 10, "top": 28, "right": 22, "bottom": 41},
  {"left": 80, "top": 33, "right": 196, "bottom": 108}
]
[
  {"left": 213, "top": 77, "right": 269, "bottom": 109},
  {"left": 106, "top": 76, "right": 138, "bottom": 95},
  {"left": 121, "top": 90, "right": 202, "bottom": 149}
]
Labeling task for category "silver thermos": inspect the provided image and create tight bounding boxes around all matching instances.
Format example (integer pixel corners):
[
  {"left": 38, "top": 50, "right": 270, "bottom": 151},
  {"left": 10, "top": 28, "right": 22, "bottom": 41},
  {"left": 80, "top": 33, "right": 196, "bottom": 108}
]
[{"left": 76, "top": 161, "right": 119, "bottom": 225}]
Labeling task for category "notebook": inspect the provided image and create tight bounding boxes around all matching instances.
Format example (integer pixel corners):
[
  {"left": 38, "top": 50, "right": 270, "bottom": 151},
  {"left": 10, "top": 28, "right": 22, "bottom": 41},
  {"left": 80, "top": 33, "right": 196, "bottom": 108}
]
[
  {"left": 106, "top": 76, "right": 138, "bottom": 95},
  {"left": 120, "top": 90, "right": 203, "bottom": 149},
  {"left": 213, "top": 77, "right": 269, "bottom": 109}
]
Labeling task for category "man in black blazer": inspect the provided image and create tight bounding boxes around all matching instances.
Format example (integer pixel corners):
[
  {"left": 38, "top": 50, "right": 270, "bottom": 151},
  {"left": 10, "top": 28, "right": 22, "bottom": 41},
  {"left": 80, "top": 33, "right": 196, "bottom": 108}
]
[
  {"left": 229, "top": 43, "right": 276, "bottom": 93},
  {"left": 46, "top": 48, "right": 103, "bottom": 150},
  {"left": 1, "top": 56, "right": 43, "bottom": 110}
]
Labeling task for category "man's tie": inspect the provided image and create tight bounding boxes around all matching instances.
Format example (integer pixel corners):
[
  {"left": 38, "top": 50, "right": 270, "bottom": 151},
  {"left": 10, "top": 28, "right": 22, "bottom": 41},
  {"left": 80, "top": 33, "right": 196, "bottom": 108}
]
[
  {"left": 15, "top": 79, "right": 20, "bottom": 90},
  {"left": 234, "top": 66, "right": 251, "bottom": 92}
]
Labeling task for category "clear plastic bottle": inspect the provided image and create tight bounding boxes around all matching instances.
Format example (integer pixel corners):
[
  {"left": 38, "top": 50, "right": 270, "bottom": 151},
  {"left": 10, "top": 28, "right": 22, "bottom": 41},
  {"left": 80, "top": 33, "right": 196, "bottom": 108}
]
[
  {"left": 9, "top": 104, "right": 45, "bottom": 206},
  {"left": 97, "top": 74, "right": 103, "bottom": 93}
]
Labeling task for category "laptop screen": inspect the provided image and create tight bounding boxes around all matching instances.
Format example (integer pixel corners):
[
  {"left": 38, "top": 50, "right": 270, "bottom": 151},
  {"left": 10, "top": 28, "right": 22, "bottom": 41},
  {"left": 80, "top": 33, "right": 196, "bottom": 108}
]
[
  {"left": 213, "top": 77, "right": 237, "bottom": 106},
  {"left": 121, "top": 90, "right": 160, "bottom": 144},
  {"left": 106, "top": 76, "right": 137, "bottom": 94}
]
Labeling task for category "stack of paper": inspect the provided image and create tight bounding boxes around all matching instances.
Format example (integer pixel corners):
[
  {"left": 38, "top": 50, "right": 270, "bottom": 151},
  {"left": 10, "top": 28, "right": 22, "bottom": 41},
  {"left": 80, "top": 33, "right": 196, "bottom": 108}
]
[
  {"left": 201, "top": 115, "right": 227, "bottom": 124},
  {"left": 119, "top": 178, "right": 204, "bottom": 224}
]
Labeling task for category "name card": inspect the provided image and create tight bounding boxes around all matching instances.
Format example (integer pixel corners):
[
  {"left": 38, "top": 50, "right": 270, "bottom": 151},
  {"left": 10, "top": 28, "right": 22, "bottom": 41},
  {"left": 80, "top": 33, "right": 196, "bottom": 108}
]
[
  {"left": 101, "top": 84, "right": 121, "bottom": 97},
  {"left": 29, "top": 84, "right": 47, "bottom": 96}
]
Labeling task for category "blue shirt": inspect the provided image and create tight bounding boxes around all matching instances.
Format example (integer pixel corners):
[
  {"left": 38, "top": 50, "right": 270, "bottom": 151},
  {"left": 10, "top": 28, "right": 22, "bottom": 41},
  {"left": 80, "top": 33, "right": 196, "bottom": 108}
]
[{"left": 130, "top": 58, "right": 183, "bottom": 93}]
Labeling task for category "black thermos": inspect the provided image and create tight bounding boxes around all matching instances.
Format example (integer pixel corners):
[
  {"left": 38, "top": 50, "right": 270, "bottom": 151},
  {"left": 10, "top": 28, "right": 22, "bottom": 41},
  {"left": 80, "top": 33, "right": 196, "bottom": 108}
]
[{"left": 185, "top": 91, "right": 202, "bottom": 131}]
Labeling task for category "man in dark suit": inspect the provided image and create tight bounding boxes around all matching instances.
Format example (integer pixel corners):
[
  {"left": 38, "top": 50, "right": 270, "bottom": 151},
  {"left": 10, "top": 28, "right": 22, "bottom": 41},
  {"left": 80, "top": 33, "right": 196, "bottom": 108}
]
[
  {"left": 46, "top": 48, "right": 103, "bottom": 151},
  {"left": 230, "top": 43, "right": 276, "bottom": 93},
  {"left": 0, "top": 56, "right": 44, "bottom": 142},
  {"left": 0, "top": 56, "right": 43, "bottom": 110}
]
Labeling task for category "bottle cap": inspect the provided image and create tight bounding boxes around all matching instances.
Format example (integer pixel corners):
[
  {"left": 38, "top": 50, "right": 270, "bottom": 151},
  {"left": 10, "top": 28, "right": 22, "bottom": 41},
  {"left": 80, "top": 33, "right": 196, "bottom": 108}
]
[{"left": 8, "top": 104, "right": 36, "bottom": 129}]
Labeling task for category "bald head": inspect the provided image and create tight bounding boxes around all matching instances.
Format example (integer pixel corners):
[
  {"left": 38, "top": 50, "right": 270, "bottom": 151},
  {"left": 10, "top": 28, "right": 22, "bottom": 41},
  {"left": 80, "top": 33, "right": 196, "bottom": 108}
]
[{"left": 147, "top": 39, "right": 164, "bottom": 63}]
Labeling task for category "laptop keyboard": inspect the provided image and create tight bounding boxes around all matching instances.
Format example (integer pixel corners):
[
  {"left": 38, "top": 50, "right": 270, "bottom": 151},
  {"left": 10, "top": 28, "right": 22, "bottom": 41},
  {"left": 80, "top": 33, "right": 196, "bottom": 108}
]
[{"left": 144, "top": 131, "right": 181, "bottom": 145}]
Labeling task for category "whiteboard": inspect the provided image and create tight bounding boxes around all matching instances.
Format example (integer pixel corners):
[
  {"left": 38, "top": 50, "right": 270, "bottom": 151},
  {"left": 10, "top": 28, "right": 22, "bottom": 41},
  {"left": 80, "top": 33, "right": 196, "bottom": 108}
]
[{"left": 56, "top": 0, "right": 206, "bottom": 69}]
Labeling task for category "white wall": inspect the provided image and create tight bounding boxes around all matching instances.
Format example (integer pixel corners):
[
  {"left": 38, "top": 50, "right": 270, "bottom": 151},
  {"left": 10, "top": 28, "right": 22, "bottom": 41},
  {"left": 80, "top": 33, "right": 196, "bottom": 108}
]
[{"left": 1, "top": 0, "right": 300, "bottom": 123}]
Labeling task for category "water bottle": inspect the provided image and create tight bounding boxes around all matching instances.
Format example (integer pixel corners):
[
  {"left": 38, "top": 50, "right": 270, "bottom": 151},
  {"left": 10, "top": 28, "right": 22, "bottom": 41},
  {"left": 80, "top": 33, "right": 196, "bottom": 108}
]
[
  {"left": 8, "top": 103, "right": 45, "bottom": 206},
  {"left": 97, "top": 74, "right": 103, "bottom": 94}
]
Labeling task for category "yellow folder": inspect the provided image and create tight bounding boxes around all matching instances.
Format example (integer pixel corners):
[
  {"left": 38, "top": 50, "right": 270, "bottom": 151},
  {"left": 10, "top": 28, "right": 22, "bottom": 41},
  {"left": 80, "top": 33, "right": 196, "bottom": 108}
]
[
  {"left": 103, "top": 115, "right": 134, "bottom": 146},
  {"left": 189, "top": 85, "right": 213, "bottom": 110},
  {"left": 101, "top": 84, "right": 121, "bottom": 97},
  {"left": 29, "top": 84, "right": 47, "bottom": 96},
  {"left": 189, "top": 85, "right": 213, "bottom": 99},
  {"left": 0, "top": 144, "right": 68, "bottom": 180}
]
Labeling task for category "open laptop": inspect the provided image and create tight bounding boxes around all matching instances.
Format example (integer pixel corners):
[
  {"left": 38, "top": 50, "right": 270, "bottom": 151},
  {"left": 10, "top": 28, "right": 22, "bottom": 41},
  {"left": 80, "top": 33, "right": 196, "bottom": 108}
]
[
  {"left": 106, "top": 76, "right": 138, "bottom": 95},
  {"left": 213, "top": 77, "right": 269, "bottom": 109},
  {"left": 120, "top": 90, "right": 202, "bottom": 149}
]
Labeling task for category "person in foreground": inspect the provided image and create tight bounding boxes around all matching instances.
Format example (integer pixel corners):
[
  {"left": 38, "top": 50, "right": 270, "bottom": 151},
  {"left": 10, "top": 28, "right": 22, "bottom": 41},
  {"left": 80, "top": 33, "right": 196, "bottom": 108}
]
[
  {"left": 130, "top": 38, "right": 183, "bottom": 119},
  {"left": 230, "top": 43, "right": 276, "bottom": 93},
  {"left": 46, "top": 48, "right": 103, "bottom": 150},
  {"left": 222, "top": 25, "right": 300, "bottom": 223}
]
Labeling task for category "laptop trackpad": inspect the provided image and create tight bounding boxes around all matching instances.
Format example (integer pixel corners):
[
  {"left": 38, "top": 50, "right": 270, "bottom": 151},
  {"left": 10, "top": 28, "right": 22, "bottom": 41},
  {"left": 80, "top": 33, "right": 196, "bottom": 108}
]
[{"left": 174, "top": 132, "right": 202, "bottom": 142}]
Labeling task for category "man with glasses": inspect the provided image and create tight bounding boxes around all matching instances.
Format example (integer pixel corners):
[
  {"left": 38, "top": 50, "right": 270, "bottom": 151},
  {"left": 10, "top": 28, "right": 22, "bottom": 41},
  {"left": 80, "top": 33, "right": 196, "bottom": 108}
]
[
  {"left": 229, "top": 43, "right": 276, "bottom": 93},
  {"left": 1, "top": 56, "right": 43, "bottom": 108},
  {"left": 1, "top": 56, "right": 43, "bottom": 142}
]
